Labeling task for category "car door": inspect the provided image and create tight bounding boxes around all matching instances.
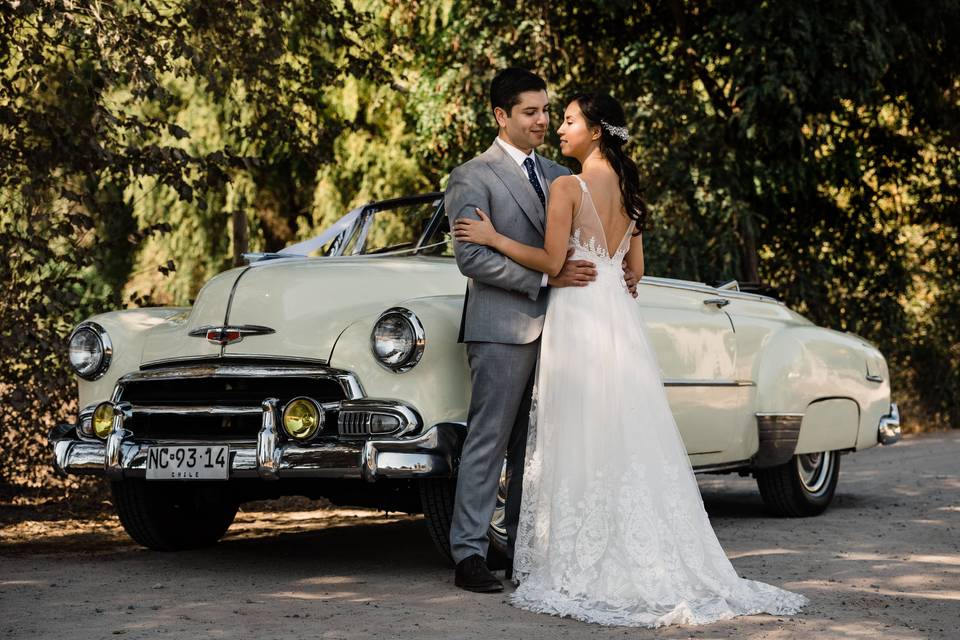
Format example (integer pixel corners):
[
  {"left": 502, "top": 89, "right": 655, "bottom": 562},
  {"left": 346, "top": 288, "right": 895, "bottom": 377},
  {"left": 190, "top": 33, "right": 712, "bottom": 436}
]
[{"left": 635, "top": 279, "right": 748, "bottom": 464}]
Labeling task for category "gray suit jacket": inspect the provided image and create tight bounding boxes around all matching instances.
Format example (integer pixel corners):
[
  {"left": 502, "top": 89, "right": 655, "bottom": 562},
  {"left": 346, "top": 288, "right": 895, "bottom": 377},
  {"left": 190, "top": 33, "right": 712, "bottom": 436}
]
[{"left": 446, "top": 139, "right": 572, "bottom": 344}]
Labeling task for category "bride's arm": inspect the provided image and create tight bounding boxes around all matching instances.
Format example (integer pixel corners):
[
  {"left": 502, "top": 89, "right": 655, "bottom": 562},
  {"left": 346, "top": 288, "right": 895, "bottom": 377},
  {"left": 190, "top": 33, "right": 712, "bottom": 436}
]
[
  {"left": 625, "top": 229, "right": 644, "bottom": 279},
  {"left": 453, "top": 176, "right": 578, "bottom": 277}
]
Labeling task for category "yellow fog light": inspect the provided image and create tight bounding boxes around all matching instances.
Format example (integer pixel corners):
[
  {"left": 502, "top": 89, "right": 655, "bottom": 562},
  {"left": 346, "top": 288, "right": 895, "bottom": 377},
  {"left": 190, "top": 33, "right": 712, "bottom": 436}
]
[
  {"left": 282, "top": 397, "right": 323, "bottom": 441},
  {"left": 92, "top": 402, "right": 114, "bottom": 439}
]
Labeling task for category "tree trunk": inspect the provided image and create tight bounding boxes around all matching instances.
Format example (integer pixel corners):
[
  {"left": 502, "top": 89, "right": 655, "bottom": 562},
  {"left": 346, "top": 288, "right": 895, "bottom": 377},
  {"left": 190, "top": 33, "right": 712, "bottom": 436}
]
[
  {"left": 737, "top": 212, "right": 760, "bottom": 284},
  {"left": 232, "top": 210, "right": 248, "bottom": 267}
]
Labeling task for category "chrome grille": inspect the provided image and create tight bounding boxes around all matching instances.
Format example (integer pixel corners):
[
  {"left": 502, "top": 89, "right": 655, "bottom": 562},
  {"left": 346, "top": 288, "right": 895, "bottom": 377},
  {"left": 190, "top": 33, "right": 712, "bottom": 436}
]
[
  {"left": 339, "top": 412, "right": 369, "bottom": 437},
  {"left": 115, "top": 364, "right": 357, "bottom": 441}
]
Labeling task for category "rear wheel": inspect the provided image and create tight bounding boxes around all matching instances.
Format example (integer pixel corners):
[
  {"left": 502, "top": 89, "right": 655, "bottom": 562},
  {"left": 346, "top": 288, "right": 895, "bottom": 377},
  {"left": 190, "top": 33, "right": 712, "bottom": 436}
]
[
  {"left": 112, "top": 480, "right": 238, "bottom": 551},
  {"left": 420, "top": 460, "right": 509, "bottom": 567},
  {"left": 755, "top": 450, "right": 840, "bottom": 517}
]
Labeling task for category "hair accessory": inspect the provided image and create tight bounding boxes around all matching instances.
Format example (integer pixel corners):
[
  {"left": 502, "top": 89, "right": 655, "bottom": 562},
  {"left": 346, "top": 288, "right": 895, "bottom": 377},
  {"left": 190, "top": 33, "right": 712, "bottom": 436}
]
[{"left": 601, "top": 120, "right": 629, "bottom": 142}]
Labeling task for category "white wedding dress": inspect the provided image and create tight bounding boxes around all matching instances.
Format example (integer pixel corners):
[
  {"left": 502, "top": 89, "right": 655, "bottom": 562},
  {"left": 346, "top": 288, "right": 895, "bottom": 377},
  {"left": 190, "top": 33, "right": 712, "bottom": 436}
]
[{"left": 509, "top": 176, "right": 808, "bottom": 627}]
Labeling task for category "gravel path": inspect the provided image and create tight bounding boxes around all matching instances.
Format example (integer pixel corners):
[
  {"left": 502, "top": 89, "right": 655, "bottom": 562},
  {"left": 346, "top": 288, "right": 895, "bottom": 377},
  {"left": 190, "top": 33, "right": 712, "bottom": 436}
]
[{"left": 1, "top": 430, "right": 958, "bottom": 639}]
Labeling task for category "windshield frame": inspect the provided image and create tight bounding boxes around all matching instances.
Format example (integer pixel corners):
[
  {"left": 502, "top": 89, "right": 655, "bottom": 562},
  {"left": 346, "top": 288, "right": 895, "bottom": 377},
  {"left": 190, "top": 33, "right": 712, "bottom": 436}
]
[{"left": 276, "top": 192, "right": 445, "bottom": 259}]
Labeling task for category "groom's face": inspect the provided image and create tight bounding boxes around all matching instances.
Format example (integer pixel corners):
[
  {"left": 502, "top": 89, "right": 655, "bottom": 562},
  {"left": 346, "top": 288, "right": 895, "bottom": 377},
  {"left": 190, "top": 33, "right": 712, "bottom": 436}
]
[{"left": 495, "top": 90, "right": 550, "bottom": 152}]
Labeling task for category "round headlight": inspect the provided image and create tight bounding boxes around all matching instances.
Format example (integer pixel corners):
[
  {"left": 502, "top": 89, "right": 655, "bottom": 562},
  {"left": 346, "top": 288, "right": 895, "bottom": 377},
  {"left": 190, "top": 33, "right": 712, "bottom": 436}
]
[
  {"left": 68, "top": 322, "right": 112, "bottom": 380},
  {"left": 371, "top": 308, "right": 425, "bottom": 372},
  {"left": 92, "top": 402, "right": 114, "bottom": 439},
  {"left": 282, "top": 397, "right": 323, "bottom": 441}
]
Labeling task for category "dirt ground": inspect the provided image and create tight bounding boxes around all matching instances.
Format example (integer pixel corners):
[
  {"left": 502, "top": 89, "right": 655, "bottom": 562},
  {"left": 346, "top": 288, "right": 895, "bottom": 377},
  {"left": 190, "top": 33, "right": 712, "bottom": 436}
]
[{"left": 1, "top": 430, "right": 958, "bottom": 639}]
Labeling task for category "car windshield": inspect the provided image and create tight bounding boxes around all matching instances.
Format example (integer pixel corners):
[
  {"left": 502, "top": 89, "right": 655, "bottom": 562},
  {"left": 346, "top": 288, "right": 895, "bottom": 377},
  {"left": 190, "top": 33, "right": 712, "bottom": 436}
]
[
  {"left": 358, "top": 202, "right": 440, "bottom": 255},
  {"left": 279, "top": 195, "right": 450, "bottom": 258}
]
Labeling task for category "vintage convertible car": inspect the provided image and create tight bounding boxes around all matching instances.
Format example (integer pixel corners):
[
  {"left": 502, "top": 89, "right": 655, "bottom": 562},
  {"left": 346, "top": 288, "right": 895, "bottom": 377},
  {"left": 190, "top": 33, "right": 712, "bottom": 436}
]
[{"left": 50, "top": 193, "right": 901, "bottom": 557}]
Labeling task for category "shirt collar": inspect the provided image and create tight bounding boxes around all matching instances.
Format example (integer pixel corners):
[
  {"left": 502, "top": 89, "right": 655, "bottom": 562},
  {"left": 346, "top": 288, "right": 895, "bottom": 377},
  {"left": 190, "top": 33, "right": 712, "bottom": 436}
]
[{"left": 495, "top": 136, "right": 536, "bottom": 167}]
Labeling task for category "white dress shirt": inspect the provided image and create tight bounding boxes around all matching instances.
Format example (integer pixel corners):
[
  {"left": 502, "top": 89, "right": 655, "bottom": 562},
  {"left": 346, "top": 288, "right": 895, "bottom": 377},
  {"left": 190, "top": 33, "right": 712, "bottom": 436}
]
[{"left": 495, "top": 136, "right": 550, "bottom": 287}]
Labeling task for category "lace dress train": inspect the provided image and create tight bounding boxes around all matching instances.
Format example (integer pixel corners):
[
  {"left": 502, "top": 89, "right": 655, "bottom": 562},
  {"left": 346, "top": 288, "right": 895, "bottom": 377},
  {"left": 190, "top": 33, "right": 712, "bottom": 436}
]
[{"left": 509, "top": 177, "right": 808, "bottom": 627}]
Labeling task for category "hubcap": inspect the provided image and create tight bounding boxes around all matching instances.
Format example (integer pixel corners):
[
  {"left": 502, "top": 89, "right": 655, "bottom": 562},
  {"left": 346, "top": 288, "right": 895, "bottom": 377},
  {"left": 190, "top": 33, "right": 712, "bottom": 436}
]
[{"left": 796, "top": 451, "right": 833, "bottom": 496}]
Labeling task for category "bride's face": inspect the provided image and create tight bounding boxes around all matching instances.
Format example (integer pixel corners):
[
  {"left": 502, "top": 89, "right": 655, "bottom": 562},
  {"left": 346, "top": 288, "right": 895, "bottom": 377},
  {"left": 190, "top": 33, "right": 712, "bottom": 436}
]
[{"left": 557, "top": 101, "right": 599, "bottom": 159}]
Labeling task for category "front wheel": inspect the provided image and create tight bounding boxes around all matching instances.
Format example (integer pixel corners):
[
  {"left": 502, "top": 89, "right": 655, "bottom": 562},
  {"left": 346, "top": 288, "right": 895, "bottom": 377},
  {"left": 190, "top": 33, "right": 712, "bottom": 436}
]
[
  {"left": 755, "top": 450, "right": 840, "bottom": 517},
  {"left": 419, "top": 461, "right": 509, "bottom": 567},
  {"left": 112, "top": 480, "right": 238, "bottom": 551}
]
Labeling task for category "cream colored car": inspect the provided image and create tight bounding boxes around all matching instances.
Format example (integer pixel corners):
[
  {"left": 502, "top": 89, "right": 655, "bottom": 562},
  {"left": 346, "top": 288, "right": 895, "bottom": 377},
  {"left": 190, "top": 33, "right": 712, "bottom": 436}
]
[{"left": 51, "top": 193, "right": 900, "bottom": 559}]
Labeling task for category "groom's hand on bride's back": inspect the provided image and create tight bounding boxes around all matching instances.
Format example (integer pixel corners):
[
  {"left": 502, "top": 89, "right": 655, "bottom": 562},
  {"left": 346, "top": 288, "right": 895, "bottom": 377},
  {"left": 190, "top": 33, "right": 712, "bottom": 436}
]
[{"left": 548, "top": 248, "right": 597, "bottom": 288}]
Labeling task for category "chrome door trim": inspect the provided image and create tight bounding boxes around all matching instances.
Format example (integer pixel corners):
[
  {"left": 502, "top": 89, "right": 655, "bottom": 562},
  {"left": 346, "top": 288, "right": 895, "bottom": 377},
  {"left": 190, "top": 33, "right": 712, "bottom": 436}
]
[{"left": 663, "top": 379, "right": 755, "bottom": 387}]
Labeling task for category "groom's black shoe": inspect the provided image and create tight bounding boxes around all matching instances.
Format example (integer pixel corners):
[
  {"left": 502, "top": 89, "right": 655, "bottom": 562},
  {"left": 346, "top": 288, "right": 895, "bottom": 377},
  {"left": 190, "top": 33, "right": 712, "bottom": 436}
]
[{"left": 454, "top": 555, "right": 503, "bottom": 593}]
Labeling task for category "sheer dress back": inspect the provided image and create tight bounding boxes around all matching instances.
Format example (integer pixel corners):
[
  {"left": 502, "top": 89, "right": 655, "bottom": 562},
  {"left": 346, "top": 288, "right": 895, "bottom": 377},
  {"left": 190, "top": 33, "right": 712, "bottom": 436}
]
[{"left": 509, "top": 175, "right": 808, "bottom": 627}]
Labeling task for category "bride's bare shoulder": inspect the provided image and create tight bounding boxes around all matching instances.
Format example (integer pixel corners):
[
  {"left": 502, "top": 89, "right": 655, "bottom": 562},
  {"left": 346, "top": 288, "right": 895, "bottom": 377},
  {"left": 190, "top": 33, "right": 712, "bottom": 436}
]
[{"left": 550, "top": 174, "right": 582, "bottom": 197}]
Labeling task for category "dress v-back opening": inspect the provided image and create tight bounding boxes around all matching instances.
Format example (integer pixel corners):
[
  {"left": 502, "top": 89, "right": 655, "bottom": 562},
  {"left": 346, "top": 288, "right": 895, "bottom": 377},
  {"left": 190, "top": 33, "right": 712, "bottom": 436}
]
[{"left": 571, "top": 175, "right": 633, "bottom": 261}]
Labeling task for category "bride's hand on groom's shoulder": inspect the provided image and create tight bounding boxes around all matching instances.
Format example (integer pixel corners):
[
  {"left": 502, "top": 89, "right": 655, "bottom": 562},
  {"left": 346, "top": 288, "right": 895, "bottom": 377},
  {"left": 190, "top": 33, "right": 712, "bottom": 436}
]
[
  {"left": 453, "top": 208, "right": 500, "bottom": 248},
  {"left": 548, "top": 248, "right": 598, "bottom": 288}
]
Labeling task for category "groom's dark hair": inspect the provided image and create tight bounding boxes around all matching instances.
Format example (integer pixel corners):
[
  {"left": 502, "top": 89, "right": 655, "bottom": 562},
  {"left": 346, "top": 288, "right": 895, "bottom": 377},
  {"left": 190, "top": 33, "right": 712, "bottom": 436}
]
[{"left": 490, "top": 68, "right": 547, "bottom": 116}]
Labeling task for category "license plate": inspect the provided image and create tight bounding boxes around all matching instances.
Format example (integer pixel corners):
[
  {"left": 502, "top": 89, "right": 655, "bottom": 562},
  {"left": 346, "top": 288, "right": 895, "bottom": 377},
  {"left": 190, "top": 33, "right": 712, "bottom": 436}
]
[{"left": 145, "top": 445, "right": 229, "bottom": 480}]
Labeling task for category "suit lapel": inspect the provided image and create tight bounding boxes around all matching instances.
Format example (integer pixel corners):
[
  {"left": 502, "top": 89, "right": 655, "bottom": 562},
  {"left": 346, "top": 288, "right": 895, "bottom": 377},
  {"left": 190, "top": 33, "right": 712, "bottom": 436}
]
[
  {"left": 484, "top": 141, "right": 546, "bottom": 235},
  {"left": 535, "top": 153, "right": 556, "bottom": 202}
]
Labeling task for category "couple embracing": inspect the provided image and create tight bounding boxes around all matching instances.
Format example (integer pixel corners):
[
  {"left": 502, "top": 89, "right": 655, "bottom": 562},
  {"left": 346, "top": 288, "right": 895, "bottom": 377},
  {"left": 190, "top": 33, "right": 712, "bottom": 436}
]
[{"left": 444, "top": 68, "right": 808, "bottom": 628}]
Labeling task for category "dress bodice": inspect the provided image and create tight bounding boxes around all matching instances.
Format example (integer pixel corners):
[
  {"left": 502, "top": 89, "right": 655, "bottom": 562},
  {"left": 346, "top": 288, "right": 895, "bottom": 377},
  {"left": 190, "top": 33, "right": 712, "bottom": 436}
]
[{"left": 568, "top": 175, "right": 635, "bottom": 266}]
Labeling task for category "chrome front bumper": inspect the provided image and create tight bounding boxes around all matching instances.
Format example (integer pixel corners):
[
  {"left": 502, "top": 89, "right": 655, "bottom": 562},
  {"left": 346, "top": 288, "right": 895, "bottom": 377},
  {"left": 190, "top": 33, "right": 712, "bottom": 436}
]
[
  {"left": 51, "top": 402, "right": 466, "bottom": 483},
  {"left": 877, "top": 403, "right": 901, "bottom": 445}
]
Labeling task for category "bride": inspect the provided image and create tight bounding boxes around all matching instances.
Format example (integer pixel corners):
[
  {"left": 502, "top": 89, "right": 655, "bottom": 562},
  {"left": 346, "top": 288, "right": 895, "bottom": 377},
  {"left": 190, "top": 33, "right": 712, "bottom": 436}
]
[{"left": 452, "top": 92, "right": 808, "bottom": 628}]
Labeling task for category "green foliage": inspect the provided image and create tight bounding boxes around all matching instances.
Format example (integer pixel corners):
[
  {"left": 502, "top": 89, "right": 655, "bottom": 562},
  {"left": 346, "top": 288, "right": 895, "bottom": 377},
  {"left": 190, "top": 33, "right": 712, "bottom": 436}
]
[
  {"left": 0, "top": 0, "right": 381, "bottom": 494},
  {"left": 1, "top": 0, "right": 958, "bottom": 498}
]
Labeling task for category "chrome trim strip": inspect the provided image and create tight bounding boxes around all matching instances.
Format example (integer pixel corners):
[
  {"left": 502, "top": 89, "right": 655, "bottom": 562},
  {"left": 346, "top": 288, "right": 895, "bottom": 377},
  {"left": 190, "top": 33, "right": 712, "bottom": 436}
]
[
  {"left": 116, "top": 363, "right": 365, "bottom": 401},
  {"left": 866, "top": 374, "right": 884, "bottom": 383},
  {"left": 139, "top": 354, "right": 330, "bottom": 369},
  {"left": 640, "top": 276, "right": 783, "bottom": 305},
  {"left": 131, "top": 404, "right": 263, "bottom": 416},
  {"left": 222, "top": 266, "right": 253, "bottom": 326},
  {"left": 220, "top": 266, "right": 255, "bottom": 356},
  {"left": 755, "top": 412, "right": 805, "bottom": 417},
  {"left": 664, "top": 379, "right": 756, "bottom": 387}
]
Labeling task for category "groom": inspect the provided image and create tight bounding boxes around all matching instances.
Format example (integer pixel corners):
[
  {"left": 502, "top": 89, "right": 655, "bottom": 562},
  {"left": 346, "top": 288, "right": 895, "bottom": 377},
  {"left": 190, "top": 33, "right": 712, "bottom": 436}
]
[{"left": 445, "top": 68, "right": 638, "bottom": 593}]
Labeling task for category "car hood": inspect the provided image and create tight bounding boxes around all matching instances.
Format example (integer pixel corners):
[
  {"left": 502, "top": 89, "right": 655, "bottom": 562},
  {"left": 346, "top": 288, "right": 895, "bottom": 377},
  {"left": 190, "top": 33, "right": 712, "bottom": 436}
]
[{"left": 140, "top": 256, "right": 464, "bottom": 367}]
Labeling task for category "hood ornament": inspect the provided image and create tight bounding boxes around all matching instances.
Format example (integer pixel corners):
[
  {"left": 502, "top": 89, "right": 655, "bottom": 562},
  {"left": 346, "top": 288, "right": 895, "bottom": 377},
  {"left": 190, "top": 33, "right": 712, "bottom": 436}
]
[{"left": 188, "top": 324, "right": 276, "bottom": 346}]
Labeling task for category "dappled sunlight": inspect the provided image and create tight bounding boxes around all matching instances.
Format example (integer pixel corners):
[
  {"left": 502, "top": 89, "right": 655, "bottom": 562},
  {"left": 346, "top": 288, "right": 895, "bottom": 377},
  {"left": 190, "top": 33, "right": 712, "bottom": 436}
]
[
  {"left": 2, "top": 433, "right": 958, "bottom": 638},
  {"left": 727, "top": 548, "right": 807, "bottom": 559},
  {"left": 266, "top": 590, "right": 360, "bottom": 602}
]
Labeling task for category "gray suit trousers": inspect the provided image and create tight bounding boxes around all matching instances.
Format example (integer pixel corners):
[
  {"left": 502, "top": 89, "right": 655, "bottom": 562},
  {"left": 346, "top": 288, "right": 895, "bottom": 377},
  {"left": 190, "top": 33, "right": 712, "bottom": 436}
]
[{"left": 449, "top": 340, "right": 539, "bottom": 564}]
